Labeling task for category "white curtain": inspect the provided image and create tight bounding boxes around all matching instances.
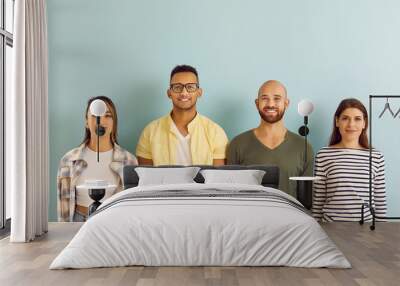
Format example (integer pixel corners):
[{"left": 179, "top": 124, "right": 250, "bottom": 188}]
[{"left": 7, "top": 0, "right": 49, "bottom": 242}]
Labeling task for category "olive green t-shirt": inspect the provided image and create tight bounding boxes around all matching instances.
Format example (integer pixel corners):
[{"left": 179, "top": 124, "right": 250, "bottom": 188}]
[{"left": 227, "top": 129, "right": 314, "bottom": 198}]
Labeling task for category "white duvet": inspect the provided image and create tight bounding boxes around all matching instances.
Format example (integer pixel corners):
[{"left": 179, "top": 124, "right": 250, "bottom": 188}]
[{"left": 50, "top": 183, "right": 351, "bottom": 269}]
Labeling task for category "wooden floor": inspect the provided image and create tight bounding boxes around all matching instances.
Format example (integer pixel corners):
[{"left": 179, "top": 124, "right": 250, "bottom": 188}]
[{"left": 0, "top": 222, "right": 399, "bottom": 286}]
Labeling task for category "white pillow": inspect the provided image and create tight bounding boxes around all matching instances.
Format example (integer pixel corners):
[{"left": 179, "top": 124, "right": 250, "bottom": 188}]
[
  {"left": 136, "top": 167, "right": 201, "bottom": 186},
  {"left": 200, "top": 169, "right": 266, "bottom": 185}
]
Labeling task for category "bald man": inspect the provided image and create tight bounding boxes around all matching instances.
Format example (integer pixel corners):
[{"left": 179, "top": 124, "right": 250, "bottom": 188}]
[{"left": 227, "top": 80, "right": 313, "bottom": 197}]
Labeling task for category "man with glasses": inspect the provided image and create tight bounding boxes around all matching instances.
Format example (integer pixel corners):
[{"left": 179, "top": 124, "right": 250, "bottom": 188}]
[
  {"left": 136, "top": 65, "right": 228, "bottom": 166},
  {"left": 227, "top": 80, "right": 314, "bottom": 197}
]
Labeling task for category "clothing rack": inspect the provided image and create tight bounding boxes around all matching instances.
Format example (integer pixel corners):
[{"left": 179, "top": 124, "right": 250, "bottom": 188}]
[{"left": 359, "top": 95, "right": 400, "bottom": 230}]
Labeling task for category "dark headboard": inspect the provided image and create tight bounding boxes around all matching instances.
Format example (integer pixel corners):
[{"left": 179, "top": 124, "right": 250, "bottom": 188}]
[{"left": 123, "top": 165, "right": 280, "bottom": 189}]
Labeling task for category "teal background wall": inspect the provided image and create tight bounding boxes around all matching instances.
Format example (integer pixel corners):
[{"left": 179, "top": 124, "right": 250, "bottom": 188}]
[{"left": 47, "top": 0, "right": 400, "bottom": 221}]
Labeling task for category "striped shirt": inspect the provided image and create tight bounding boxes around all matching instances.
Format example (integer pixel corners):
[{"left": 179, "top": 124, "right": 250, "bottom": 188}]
[{"left": 312, "top": 147, "right": 386, "bottom": 222}]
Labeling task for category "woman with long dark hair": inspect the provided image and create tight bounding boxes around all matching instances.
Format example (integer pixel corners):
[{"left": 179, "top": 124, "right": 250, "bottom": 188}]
[
  {"left": 57, "top": 96, "right": 137, "bottom": 222},
  {"left": 312, "top": 98, "right": 386, "bottom": 222}
]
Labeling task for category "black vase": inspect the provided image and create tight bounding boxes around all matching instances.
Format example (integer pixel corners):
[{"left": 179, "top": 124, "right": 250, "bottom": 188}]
[{"left": 88, "top": 188, "right": 105, "bottom": 216}]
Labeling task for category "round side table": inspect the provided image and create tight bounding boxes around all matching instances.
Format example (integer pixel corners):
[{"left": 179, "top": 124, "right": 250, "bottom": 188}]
[{"left": 289, "top": 176, "right": 321, "bottom": 210}]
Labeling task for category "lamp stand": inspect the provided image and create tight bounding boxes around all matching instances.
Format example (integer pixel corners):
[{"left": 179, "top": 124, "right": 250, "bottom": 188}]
[
  {"left": 298, "top": 116, "right": 309, "bottom": 172},
  {"left": 96, "top": 116, "right": 100, "bottom": 162},
  {"left": 296, "top": 116, "right": 313, "bottom": 209}
]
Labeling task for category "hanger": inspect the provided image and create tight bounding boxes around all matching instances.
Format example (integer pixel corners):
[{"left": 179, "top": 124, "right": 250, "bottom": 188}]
[
  {"left": 394, "top": 106, "right": 400, "bottom": 118},
  {"left": 378, "top": 97, "right": 395, "bottom": 118}
]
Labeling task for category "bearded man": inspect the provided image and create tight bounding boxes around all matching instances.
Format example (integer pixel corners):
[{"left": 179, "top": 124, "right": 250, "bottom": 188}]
[{"left": 227, "top": 80, "right": 313, "bottom": 197}]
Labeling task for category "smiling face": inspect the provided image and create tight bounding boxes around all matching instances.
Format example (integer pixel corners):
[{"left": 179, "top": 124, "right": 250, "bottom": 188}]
[
  {"left": 167, "top": 72, "right": 203, "bottom": 111},
  {"left": 255, "top": 81, "right": 289, "bottom": 124},
  {"left": 335, "top": 107, "right": 366, "bottom": 142}
]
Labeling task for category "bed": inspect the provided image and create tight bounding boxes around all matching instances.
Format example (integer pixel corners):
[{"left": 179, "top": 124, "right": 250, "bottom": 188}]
[{"left": 50, "top": 165, "right": 350, "bottom": 269}]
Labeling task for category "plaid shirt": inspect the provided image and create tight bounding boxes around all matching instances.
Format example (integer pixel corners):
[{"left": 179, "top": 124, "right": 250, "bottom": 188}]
[{"left": 57, "top": 143, "right": 138, "bottom": 221}]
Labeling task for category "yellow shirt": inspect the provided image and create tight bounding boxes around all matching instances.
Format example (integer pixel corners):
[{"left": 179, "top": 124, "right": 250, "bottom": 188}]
[{"left": 136, "top": 113, "right": 228, "bottom": 165}]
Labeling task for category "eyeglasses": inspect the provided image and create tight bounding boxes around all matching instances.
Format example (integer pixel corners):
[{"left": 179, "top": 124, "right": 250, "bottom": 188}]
[{"left": 170, "top": 83, "right": 199, "bottom": 93}]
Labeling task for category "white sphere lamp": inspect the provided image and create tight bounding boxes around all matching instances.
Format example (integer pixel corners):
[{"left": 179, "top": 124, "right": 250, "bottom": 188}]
[{"left": 89, "top": 99, "right": 107, "bottom": 162}]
